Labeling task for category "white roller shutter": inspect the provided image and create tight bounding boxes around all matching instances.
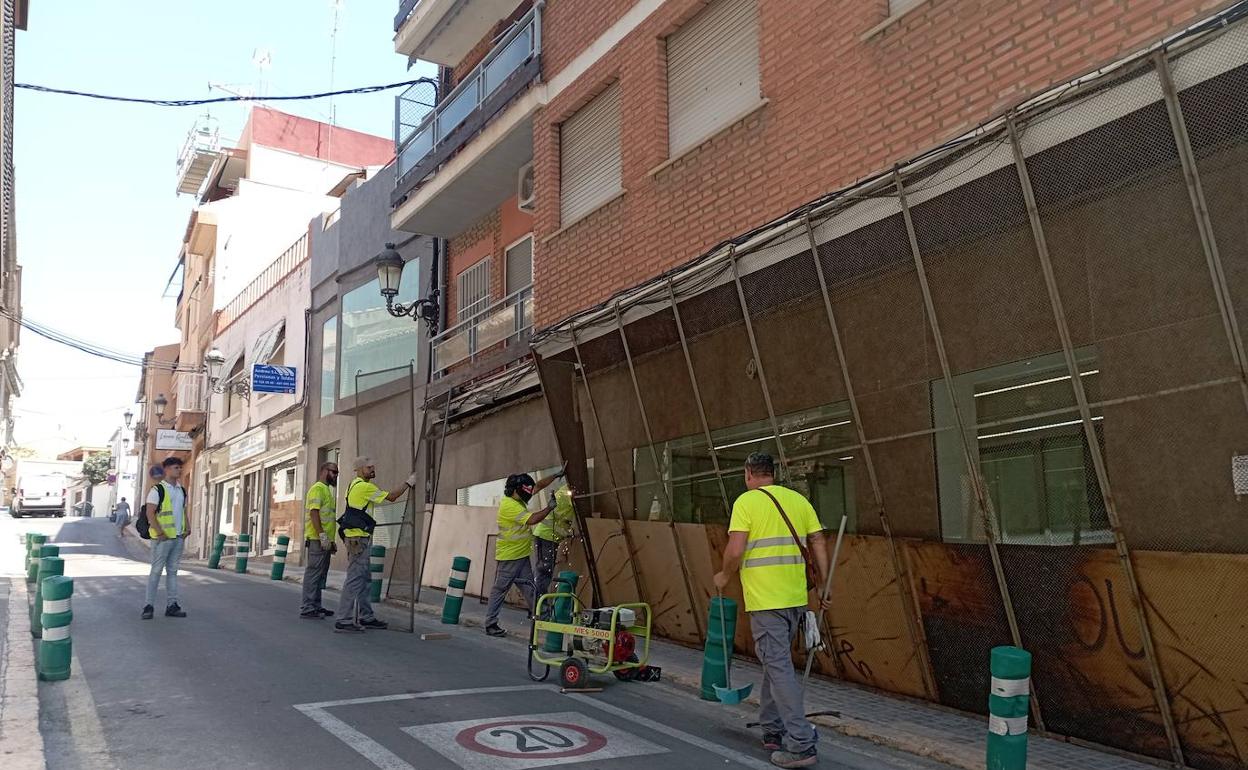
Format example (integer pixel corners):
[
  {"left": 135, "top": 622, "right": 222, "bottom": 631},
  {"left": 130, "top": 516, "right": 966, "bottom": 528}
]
[
  {"left": 667, "top": 0, "right": 760, "bottom": 157},
  {"left": 560, "top": 82, "right": 622, "bottom": 226}
]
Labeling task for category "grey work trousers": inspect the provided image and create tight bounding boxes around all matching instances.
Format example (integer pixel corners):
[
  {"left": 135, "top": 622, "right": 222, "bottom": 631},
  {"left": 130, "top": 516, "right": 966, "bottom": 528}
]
[
  {"left": 533, "top": 538, "right": 559, "bottom": 597},
  {"left": 300, "top": 539, "right": 333, "bottom": 613},
  {"left": 751, "top": 607, "right": 817, "bottom": 753},
  {"left": 485, "top": 556, "right": 536, "bottom": 627},
  {"left": 335, "top": 537, "right": 376, "bottom": 623}
]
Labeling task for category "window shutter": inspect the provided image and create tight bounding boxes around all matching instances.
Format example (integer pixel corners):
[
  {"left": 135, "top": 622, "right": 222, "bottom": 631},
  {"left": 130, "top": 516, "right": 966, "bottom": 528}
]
[
  {"left": 457, "top": 259, "right": 491, "bottom": 322},
  {"left": 505, "top": 236, "right": 533, "bottom": 296},
  {"left": 667, "top": 0, "right": 760, "bottom": 157},
  {"left": 560, "top": 82, "right": 622, "bottom": 226}
]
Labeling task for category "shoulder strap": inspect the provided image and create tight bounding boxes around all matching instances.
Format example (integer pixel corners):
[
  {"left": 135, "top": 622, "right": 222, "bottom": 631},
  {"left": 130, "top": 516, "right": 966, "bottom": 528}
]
[
  {"left": 155, "top": 483, "right": 166, "bottom": 509},
  {"left": 757, "top": 487, "right": 812, "bottom": 564}
]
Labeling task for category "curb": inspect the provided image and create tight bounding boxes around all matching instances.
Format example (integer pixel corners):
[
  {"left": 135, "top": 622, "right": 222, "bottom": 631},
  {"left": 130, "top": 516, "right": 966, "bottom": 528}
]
[{"left": 1, "top": 578, "right": 48, "bottom": 769}]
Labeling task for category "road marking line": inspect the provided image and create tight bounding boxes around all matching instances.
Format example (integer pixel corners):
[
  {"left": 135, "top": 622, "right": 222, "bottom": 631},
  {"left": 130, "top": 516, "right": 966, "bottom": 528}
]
[
  {"left": 294, "top": 684, "right": 548, "bottom": 710},
  {"left": 567, "top": 693, "right": 777, "bottom": 770},
  {"left": 294, "top": 704, "right": 415, "bottom": 770}
]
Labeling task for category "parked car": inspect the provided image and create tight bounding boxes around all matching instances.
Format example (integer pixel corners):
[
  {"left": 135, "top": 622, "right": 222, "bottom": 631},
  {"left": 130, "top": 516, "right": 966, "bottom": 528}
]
[{"left": 13, "top": 473, "right": 67, "bottom": 518}]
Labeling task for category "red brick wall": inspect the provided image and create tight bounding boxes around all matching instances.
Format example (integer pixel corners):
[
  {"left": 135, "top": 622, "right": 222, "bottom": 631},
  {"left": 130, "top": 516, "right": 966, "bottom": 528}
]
[
  {"left": 450, "top": 1, "right": 537, "bottom": 86},
  {"left": 531, "top": 0, "right": 1232, "bottom": 327},
  {"left": 446, "top": 197, "right": 535, "bottom": 321}
]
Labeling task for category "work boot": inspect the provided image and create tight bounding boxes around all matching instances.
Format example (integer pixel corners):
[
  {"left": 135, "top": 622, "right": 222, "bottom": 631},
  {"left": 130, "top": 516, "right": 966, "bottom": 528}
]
[
  {"left": 300, "top": 610, "right": 322, "bottom": 619},
  {"left": 360, "top": 618, "right": 388, "bottom": 630},
  {"left": 762, "top": 732, "right": 785, "bottom": 752},
  {"left": 317, "top": 608, "right": 334, "bottom": 617},
  {"left": 141, "top": 605, "right": 154, "bottom": 620},
  {"left": 165, "top": 603, "right": 187, "bottom": 618},
  {"left": 334, "top": 620, "right": 365, "bottom": 634},
  {"left": 484, "top": 624, "right": 507, "bottom": 637},
  {"left": 770, "top": 747, "right": 817, "bottom": 768}
]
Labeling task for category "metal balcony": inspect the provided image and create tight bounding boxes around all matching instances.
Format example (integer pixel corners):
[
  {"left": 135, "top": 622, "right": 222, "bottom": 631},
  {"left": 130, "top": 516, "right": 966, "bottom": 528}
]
[
  {"left": 394, "top": 4, "right": 541, "bottom": 198},
  {"left": 394, "top": 0, "right": 522, "bottom": 65},
  {"left": 175, "top": 121, "right": 222, "bottom": 196},
  {"left": 432, "top": 286, "right": 533, "bottom": 378}
]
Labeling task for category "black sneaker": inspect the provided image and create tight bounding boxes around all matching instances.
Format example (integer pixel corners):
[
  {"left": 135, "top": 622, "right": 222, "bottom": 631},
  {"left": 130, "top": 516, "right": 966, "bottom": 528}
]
[
  {"left": 334, "top": 620, "right": 364, "bottom": 634},
  {"left": 141, "top": 605, "right": 154, "bottom": 620},
  {"left": 300, "top": 610, "right": 322, "bottom": 619},
  {"left": 770, "top": 748, "right": 817, "bottom": 768},
  {"left": 165, "top": 603, "right": 187, "bottom": 618},
  {"left": 360, "top": 618, "right": 388, "bottom": 630},
  {"left": 318, "top": 608, "right": 334, "bottom": 617},
  {"left": 484, "top": 624, "right": 507, "bottom": 637},
  {"left": 762, "top": 732, "right": 785, "bottom": 752}
]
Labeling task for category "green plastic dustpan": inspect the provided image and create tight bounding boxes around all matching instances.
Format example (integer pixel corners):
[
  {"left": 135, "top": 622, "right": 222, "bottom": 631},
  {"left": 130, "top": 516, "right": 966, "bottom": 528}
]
[{"left": 713, "top": 589, "right": 753, "bottom": 705}]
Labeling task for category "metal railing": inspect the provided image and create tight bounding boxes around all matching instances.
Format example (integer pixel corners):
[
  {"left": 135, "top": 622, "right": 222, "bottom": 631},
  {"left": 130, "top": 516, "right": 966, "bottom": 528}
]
[
  {"left": 216, "top": 233, "right": 309, "bottom": 333},
  {"left": 432, "top": 285, "right": 533, "bottom": 376},
  {"left": 395, "top": 4, "right": 541, "bottom": 181},
  {"left": 395, "top": 0, "right": 421, "bottom": 31}
]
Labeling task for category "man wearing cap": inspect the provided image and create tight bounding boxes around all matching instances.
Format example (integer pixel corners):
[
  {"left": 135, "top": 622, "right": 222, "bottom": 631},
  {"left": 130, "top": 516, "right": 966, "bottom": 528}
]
[
  {"left": 483, "top": 471, "right": 561, "bottom": 637},
  {"left": 333, "top": 456, "right": 417, "bottom": 633}
]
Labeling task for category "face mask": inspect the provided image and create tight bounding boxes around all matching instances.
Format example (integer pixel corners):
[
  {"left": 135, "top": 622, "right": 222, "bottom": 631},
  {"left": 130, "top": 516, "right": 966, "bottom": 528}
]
[{"left": 517, "top": 484, "right": 535, "bottom": 504}]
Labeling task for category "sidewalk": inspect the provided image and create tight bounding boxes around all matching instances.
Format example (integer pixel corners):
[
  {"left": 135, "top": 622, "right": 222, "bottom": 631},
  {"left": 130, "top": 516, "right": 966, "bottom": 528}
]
[{"left": 171, "top": 546, "right": 1161, "bottom": 770}]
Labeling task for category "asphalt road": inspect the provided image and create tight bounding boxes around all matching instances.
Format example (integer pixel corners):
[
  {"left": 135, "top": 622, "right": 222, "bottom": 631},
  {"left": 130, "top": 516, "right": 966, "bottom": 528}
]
[{"left": 4, "top": 515, "right": 956, "bottom": 770}]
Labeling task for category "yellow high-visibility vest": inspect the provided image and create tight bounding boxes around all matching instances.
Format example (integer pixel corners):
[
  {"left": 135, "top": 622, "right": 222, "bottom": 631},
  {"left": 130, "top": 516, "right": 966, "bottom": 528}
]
[{"left": 149, "top": 481, "right": 187, "bottom": 539}]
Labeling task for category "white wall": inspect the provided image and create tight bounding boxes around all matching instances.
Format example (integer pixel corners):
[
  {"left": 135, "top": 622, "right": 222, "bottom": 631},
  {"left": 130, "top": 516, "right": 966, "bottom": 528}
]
[
  {"left": 207, "top": 260, "right": 310, "bottom": 444},
  {"left": 247, "top": 146, "right": 363, "bottom": 198}
]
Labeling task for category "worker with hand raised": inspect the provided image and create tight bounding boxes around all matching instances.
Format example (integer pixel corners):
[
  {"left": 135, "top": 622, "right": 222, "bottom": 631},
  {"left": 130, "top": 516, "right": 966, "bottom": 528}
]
[{"left": 483, "top": 467, "right": 564, "bottom": 638}]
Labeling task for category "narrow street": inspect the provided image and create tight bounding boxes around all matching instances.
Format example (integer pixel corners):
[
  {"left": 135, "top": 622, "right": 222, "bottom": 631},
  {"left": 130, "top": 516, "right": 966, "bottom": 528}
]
[{"left": 4, "top": 516, "right": 954, "bottom": 770}]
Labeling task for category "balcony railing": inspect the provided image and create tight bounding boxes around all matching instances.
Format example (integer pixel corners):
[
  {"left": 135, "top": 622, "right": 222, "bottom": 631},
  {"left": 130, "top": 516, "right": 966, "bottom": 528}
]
[
  {"left": 432, "top": 286, "right": 533, "bottom": 378},
  {"left": 394, "top": 4, "right": 541, "bottom": 190},
  {"left": 216, "top": 233, "right": 308, "bottom": 334},
  {"left": 174, "top": 372, "right": 207, "bottom": 414},
  {"left": 395, "top": 0, "right": 420, "bottom": 31}
]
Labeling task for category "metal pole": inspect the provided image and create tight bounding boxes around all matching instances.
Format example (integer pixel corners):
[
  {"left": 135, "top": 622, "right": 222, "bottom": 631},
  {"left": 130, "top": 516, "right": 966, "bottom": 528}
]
[
  {"left": 408, "top": 359, "right": 420, "bottom": 633},
  {"left": 414, "top": 389, "right": 452, "bottom": 606},
  {"left": 802, "top": 212, "right": 937, "bottom": 696},
  {"left": 1155, "top": 51, "right": 1248, "bottom": 414},
  {"left": 665, "top": 277, "right": 733, "bottom": 520},
  {"left": 895, "top": 169, "right": 1045, "bottom": 732},
  {"left": 570, "top": 319, "right": 650, "bottom": 606},
  {"left": 727, "top": 246, "right": 792, "bottom": 478},
  {"left": 1007, "top": 118, "right": 1181, "bottom": 763},
  {"left": 613, "top": 301, "right": 705, "bottom": 639}
]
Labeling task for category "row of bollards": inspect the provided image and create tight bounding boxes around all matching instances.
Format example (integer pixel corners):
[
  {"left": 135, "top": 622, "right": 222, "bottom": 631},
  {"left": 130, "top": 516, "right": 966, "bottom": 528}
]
[{"left": 23, "top": 533, "right": 74, "bottom": 681}]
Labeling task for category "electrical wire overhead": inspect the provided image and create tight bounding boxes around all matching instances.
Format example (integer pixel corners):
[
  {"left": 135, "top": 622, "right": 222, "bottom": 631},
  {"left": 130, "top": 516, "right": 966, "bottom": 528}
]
[
  {"left": 0, "top": 310, "right": 189, "bottom": 372},
  {"left": 16, "top": 77, "right": 438, "bottom": 107}
]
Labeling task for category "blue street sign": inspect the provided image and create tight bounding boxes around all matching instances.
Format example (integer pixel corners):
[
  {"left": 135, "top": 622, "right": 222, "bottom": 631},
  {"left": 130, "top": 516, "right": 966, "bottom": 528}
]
[{"left": 252, "top": 364, "right": 297, "bottom": 394}]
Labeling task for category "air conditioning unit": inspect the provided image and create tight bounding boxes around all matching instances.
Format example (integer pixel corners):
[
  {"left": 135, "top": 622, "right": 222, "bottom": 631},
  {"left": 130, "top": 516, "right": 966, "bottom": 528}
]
[{"left": 517, "top": 162, "right": 536, "bottom": 213}]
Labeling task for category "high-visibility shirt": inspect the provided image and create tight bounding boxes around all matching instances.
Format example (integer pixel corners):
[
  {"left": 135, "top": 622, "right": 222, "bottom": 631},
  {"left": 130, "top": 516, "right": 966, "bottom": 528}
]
[
  {"left": 343, "top": 479, "right": 388, "bottom": 538},
  {"left": 534, "top": 487, "right": 574, "bottom": 543},
  {"left": 304, "top": 481, "right": 337, "bottom": 540},
  {"left": 495, "top": 496, "right": 534, "bottom": 561},
  {"left": 147, "top": 481, "right": 188, "bottom": 539},
  {"left": 728, "top": 485, "right": 822, "bottom": 612}
]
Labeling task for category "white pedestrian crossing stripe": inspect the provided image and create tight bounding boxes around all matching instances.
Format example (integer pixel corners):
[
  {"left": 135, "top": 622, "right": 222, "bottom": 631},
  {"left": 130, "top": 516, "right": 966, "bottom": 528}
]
[{"left": 403, "top": 711, "right": 667, "bottom": 770}]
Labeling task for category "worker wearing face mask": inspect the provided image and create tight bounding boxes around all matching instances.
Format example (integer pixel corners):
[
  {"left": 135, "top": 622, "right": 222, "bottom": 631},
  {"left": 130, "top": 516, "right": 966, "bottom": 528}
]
[{"left": 483, "top": 470, "right": 562, "bottom": 637}]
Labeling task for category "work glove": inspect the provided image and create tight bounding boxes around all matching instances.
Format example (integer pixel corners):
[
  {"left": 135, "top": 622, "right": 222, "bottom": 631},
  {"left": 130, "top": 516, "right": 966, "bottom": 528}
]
[
  {"left": 318, "top": 533, "right": 330, "bottom": 551},
  {"left": 406, "top": 472, "right": 419, "bottom": 488}
]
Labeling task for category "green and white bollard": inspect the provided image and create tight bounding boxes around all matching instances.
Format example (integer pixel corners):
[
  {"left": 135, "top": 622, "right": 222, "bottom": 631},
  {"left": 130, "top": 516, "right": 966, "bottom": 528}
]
[
  {"left": 31, "top": 554, "right": 64, "bottom": 638},
  {"left": 369, "top": 545, "right": 386, "bottom": 602},
  {"left": 271, "top": 535, "right": 290, "bottom": 580},
  {"left": 38, "top": 575, "right": 74, "bottom": 681},
  {"left": 25, "top": 533, "right": 47, "bottom": 583},
  {"left": 543, "top": 571, "right": 580, "bottom": 653},
  {"left": 987, "top": 646, "right": 1032, "bottom": 770},
  {"left": 235, "top": 533, "right": 250, "bottom": 573},
  {"left": 441, "top": 556, "right": 471, "bottom": 625},
  {"left": 701, "top": 596, "right": 738, "bottom": 700},
  {"left": 207, "top": 533, "right": 226, "bottom": 569}
]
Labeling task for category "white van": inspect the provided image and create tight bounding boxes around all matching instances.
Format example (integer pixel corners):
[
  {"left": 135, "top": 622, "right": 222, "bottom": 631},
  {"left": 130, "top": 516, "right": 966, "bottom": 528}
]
[{"left": 14, "top": 474, "right": 67, "bottom": 518}]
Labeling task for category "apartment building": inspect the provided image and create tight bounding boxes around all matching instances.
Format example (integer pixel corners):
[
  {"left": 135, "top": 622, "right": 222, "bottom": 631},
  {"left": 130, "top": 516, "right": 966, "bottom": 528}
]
[
  {"left": 0, "top": 0, "right": 30, "bottom": 457},
  {"left": 391, "top": 1, "right": 1248, "bottom": 765}
]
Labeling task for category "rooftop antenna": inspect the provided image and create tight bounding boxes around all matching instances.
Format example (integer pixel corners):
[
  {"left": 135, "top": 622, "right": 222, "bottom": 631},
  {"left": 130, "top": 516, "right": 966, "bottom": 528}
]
[
  {"left": 327, "top": 0, "right": 345, "bottom": 164},
  {"left": 252, "top": 48, "right": 273, "bottom": 99}
]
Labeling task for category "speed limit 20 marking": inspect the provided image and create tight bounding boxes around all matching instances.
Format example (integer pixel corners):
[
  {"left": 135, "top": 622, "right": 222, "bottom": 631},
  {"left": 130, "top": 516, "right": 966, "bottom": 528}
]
[
  {"left": 456, "top": 719, "right": 606, "bottom": 758},
  {"left": 404, "top": 711, "right": 668, "bottom": 769}
]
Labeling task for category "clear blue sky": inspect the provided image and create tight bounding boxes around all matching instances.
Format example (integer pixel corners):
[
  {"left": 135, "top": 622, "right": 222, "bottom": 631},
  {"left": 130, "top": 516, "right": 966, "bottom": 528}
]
[{"left": 14, "top": 0, "right": 429, "bottom": 454}]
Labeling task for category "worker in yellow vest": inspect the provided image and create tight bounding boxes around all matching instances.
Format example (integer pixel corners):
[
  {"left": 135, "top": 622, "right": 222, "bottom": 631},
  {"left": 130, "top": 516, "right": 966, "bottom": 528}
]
[
  {"left": 533, "top": 483, "right": 576, "bottom": 597},
  {"left": 333, "top": 456, "right": 417, "bottom": 633},
  {"left": 141, "top": 456, "right": 190, "bottom": 621},
  {"left": 300, "top": 461, "right": 339, "bottom": 619},
  {"left": 483, "top": 470, "right": 561, "bottom": 637},
  {"left": 714, "top": 452, "right": 830, "bottom": 769}
]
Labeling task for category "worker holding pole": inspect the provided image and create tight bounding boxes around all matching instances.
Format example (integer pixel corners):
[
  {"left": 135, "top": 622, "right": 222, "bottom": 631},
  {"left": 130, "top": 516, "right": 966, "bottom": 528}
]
[
  {"left": 333, "top": 457, "right": 417, "bottom": 633},
  {"left": 483, "top": 470, "right": 562, "bottom": 638},
  {"left": 300, "top": 461, "right": 339, "bottom": 619},
  {"left": 714, "top": 452, "right": 830, "bottom": 769}
]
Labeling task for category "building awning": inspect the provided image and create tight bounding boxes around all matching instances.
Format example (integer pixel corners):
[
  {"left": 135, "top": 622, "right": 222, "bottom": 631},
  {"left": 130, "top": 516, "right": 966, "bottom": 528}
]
[{"left": 251, "top": 320, "right": 286, "bottom": 366}]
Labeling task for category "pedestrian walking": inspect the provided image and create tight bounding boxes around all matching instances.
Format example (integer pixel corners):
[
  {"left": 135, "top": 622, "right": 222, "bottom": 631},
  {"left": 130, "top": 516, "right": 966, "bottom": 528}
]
[
  {"left": 113, "top": 497, "right": 131, "bottom": 537},
  {"left": 333, "top": 457, "right": 417, "bottom": 633},
  {"left": 483, "top": 470, "right": 561, "bottom": 638},
  {"left": 300, "top": 461, "right": 339, "bottom": 619},
  {"left": 141, "top": 457, "right": 191, "bottom": 621},
  {"left": 714, "top": 452, "right": 830, "bottom": 769},
  {"left": 532, "top": 483, "right": 575, "bottom": 597}
]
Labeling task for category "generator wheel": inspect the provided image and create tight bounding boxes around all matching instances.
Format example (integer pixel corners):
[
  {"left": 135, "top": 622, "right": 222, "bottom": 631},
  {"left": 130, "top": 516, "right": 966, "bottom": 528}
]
[{"left": 560, "top": 657, "right": 588, "bottom": 689}]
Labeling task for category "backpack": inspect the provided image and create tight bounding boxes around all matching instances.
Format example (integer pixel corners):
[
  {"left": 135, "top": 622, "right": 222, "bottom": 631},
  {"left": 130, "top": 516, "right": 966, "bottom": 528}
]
[
  {"left": 335, "top": 479, "right": 377, "bottom": 541},
  {"left": 135, "top": 484, "right": 166, "bottom": 540}
]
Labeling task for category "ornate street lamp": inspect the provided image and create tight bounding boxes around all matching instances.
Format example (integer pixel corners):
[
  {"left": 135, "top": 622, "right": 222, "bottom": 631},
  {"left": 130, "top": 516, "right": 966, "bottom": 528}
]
[
  {"left": 374, "top": 242, "right": 440, "bottom": 334},
  {"left": 205, "top": 347, "right": 250, "bottom": 401},
  {"left": 123, "top": 408, "right": 133, "bottom": 429},
  {"left": 153, "top": 393, "right": 176, "bottom": 426}
]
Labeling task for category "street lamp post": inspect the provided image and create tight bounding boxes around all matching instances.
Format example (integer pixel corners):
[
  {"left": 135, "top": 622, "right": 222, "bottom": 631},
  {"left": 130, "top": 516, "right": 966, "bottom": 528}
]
[
  {"left": 375, "top": 243, "right": 440, "bottom": 334},
  {"left": 205, "top": 347, "right": 251, "bottom": 401},
  {"left": 153, "top": 394, "right": 177, "bottom": 427}
]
